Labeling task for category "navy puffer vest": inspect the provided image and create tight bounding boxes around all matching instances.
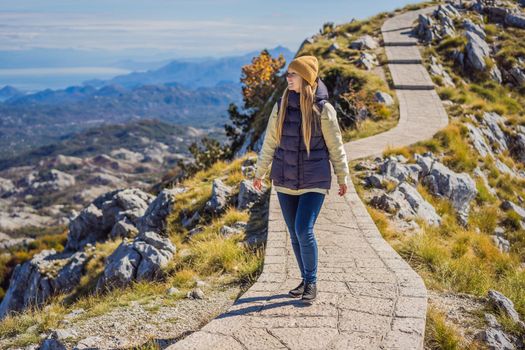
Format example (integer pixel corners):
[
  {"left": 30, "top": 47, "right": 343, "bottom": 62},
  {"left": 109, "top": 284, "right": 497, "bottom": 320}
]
[{"left": 269, "top": 78, "right": 331, "bottom": 190}]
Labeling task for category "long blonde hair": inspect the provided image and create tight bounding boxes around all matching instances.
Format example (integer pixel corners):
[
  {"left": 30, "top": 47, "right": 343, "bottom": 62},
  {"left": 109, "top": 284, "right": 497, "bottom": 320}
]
[{"left": 275, "top": 79, "right": 322, "bottom": 158}]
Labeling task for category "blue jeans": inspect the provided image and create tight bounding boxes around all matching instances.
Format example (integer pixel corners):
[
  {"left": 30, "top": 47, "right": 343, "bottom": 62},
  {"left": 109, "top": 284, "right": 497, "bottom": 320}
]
[{"left": 276, "top": 191, "right": 326, "bottom": 284}]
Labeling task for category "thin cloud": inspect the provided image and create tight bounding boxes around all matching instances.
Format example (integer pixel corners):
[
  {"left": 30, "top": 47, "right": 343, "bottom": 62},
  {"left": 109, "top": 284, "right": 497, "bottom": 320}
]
[{"left": 0, "top": 11, "right": 303, "bottom": 52}]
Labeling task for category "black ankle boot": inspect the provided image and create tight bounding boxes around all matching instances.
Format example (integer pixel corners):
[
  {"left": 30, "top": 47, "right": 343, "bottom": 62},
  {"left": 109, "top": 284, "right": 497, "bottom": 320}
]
[
  {"left": 301, "top": 282, "right": 317, "bottom": 303},
  {"left": 288, "top": 279, "right": 305, "bottom": 298}
]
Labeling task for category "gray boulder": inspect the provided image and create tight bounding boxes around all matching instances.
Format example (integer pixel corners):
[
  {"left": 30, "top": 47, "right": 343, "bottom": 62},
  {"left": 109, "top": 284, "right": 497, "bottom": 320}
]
[
  {"left": 136, "top": 188, "right": 176, "bottom": 234},
  {"left": 416, "top": 154, "right": 477, "bottom": 225},
  {"left": 495, "top": 159, "right": 516, "bottom": 177},
  {"left": 365, "top": 174, "right": 399, "bottom": 189},
  {"left": 490, "top": 64, "right": 503, "bottom": 83},
  {"left": 509, "top": 65, "right": 525, "bottom": 86},
  {"left": 500, "top": 200, "right": 525, "bottom": 224},
  {"left": 204, "top": 178, "right": 234, "bottom": 214},
  {"left": 65, "top": 188, "right": 154, "bottom": 251},
  {"left": 505, "top": 12, "right": 525, "bottom": 29},
  {"left": 357, "top": 52, "right": 378, "bottom": 70},
  {"left": 327, "top": 42, "right": 339, "bottom": 53},
  {"left": 220, "top": 221, "right": 247, "bottom": 238},
  {"left": 187, "top": 287, "right": 205, "bottom": 300},
  {"left": 435, "top": 5, "right": 457, "bottom": 36},
  {"left": 464, "top": 18, "right": 486, "bottom": 39},
  {"left": 237, "top": 179, "right": 265, "bottom": 210},
  {"left": 0, "top": 248, "right": 93, "bottom": 319},
  {"left": 398, "top": 183, "right": 442, "bottom": 226},
  {"left": 475, "top": 326, "right": 516, "bottom": 350},
  {"left": 349, "top": 35, "right": 379, "bottom": 50},
  {"left": 491, "top": 234, "right": 510, "bottom": 253},
  {"left": 374, "top": 91, "right": 394, "bottom": 106},
  {"left": 508, "top": 130, "right": 525, "bottom": 163},
  {"left": 466, "top": 123, "right": 494, "bottom": 158},
  {"left": 483, "top": 112, "right": 508, "bottom": 152},
  {"left": 19, "top": 169, "right": 76, "bottom": 196},
  {"left": 487, "top": 290, "right": 523, "bottom": 324},
  {"left": 96, "top": 189, "right": 178, "bottom": 291},
  {"left": 181, "top": 210, "right": 201, "bottom": 229},
  {"left": 429, "top": 55, "right": 456, "bottom": 87},
  {"left": 465, "top": 31, "right": 491, "bottom": 71},
  {"left": 371, "top": 183, "right": 441, "bottom": 226},
  {"left": 96, "top": 230, "right": 176, "bottom": 291},
  {"left": 415, "top": 14, "right": 439, "bottom": 42},
  {"left": 380, "top": 157, "right": 422, "bottom": 183}
]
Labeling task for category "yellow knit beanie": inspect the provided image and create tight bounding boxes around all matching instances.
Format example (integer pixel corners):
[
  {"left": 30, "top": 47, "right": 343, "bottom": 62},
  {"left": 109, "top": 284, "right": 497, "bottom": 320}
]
[{"left": 288, "top": 55, "right": 318, "bottom": 86}]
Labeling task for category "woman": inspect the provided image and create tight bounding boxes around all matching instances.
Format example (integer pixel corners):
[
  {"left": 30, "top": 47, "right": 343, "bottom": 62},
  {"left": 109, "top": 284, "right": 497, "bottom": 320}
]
[{"left": 253, "top": 55, "right": 350, "bottom": 303}]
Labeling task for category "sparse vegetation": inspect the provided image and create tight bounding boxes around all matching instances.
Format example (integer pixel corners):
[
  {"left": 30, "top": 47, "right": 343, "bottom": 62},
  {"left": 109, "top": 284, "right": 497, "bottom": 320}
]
[{"left": 0, "top": 153, "right": 265, "bottom": 348}]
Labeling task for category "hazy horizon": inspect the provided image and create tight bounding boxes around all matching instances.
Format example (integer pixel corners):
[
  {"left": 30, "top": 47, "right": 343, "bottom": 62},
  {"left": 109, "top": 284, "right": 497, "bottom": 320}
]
[{"left": 0, "top": 0, "right": 422, "bottom": 91}]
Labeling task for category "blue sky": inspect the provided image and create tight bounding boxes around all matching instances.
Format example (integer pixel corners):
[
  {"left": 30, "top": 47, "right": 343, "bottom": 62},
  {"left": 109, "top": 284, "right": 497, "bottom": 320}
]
[{"left": 1, "top": 0, "right": 422, "bottom": 58}]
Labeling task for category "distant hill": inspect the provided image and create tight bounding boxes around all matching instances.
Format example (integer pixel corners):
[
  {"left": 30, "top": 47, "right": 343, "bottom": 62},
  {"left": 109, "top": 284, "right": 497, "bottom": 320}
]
[
  {"left": 0, "top": 85, "right": 23, "bottom": 102},
  {"left": 0, "top": 118, "right": 218, "bottom": 171},
  {"left": 0, "top": 82, "right": 240, "bottom": 159},
  {"left": 0, "top": 45, "right": 294, "bottom": 159},
  {"left": 84, "top": 45, "right": 295, "bottom": 89}
]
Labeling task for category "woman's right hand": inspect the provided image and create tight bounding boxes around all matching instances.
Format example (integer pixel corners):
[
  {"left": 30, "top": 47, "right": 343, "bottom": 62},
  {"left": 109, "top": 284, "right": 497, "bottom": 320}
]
[{"left": 253, "top": 177, "right": 263, "bottom": 191}]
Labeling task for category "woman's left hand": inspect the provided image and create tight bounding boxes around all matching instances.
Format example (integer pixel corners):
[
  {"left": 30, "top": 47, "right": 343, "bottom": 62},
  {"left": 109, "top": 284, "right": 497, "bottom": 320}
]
[{"left": 338, "top": 184, "right": 347, "bottom": 196}]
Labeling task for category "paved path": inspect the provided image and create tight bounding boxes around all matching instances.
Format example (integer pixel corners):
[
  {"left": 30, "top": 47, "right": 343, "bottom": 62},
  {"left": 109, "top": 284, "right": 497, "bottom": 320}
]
[{"left": 167, "top": 6, "right": 448, "bottom": 350}]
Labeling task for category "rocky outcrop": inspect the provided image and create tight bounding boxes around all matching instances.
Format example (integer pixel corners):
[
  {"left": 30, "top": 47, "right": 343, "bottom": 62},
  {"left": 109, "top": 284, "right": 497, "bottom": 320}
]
[
  {"left": 349, "top": 34, "right": 379, "bottom": 50},
  {"left": 466, "top": 122, "right": 494, "bottom": 158},
  {"left": 368, "top": 152, "right": 478, "bottom": 227},
  {"left": 374, "top": 91, "right": 394, "bottom": 106},
  {"left": 465, "top": 30, "right": 491, "bottom": 71},
  {"left": 416, "top": 153, "right": 478, "bottom": 226},
  {"left": 357, "top": 52, "right": 378, "bottom": 70},
  {"left": 491, "top": 226, "right": 511, "bottom": 253},
  {"left": 96, "top": 188, "right": 177, "bottom": 291},
  {"left": 95, "top": 230, "right": 176, "bottom": 291},
  {"left": 65, "top": 188, "right": 155, "bottom": 251},
  {"left": 463, "top": 18, "right": 486, "bottom": 39},
  {"left": 414, "top": 4, "right": 459, "bottom": 42},
  {"left": 367, "top": 156, "right": 441, "bottom": 226},
  {"left": 415, "top": 14, "right": 439, "bottom": 42},
  {"left": 16, "top": 169, "right": 76, "bottom": 196},
  {"left": 483, "top": 112, "right": 509, "bottom": 152},
  {"left": 379, "top": 156, "right": 421, "bottom": 183},
  {"left": 0, "top": 232, "right": 35, "bottom": 250},
  {"left": 220, "top": 221, "right": 247, "bottom": 238},
  {"left": 237, "top": 179, "right": 265, "bottom": 210},
  {"left": 473, "top": 289, "right": 525, "bottom": 348},
  {"left": 508, "top": 126, "right": 525, "bottom": 163},
  {"left": 487, "top": 289, "right": 525, "bottom": 326},
  {"left": 371, "top": 182, "right": 442, "bottom": 226},
  {"left": 204, "top": 178, "right": 235, "bottom": 215},
  {"left": 0, "top": 187, "right": 176, "bottom": 319},
  {"left": 500, "top": 200, "right": 525, "bottom": 229},
  {"left": 0, "top": 246, "right": 95, "bottom": 319},
  {"left": 429, "top": 55, "right": 456, "bottom": 87},
  {"left": 466, "top": 112, "right": 525, "bottom": 171},
  {"left": 416, "top": 2, "right": 509, "bottom": 83},
  {"left": 476, "top": 313, "right": 518, "bottom": 350}
]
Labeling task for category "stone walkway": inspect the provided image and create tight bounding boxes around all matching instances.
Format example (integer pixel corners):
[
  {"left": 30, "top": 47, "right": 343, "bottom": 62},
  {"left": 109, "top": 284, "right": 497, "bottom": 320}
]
[{"left": 167, "top": 6, "right": 448, "bottom": 350}]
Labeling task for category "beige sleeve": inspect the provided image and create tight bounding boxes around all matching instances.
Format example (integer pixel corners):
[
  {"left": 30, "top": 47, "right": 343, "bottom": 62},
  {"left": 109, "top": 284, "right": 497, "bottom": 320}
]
[
  {"left": 254, "top": 102, "right": 279, "bottom": 179},
  {"left": 320, "top": 102, "right": 350, "bottom": 185}
]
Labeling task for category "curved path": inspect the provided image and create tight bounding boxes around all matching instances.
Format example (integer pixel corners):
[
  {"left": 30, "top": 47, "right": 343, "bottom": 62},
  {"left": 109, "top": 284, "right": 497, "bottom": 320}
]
[{"left": 168, "top": 6, "right": 448, "bottom": 350}]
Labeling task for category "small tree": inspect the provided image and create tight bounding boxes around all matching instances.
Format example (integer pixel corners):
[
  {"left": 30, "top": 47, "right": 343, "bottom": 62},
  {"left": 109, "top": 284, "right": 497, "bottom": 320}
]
[
  {"left": 224, "top": 49, "right": 286, "bottom": 156},
  {"left": 177, "top": 136, "right": 228, "bottom": 178},
  {"left": 177, "top": 49, "right": 285, "bottom": 177}
]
